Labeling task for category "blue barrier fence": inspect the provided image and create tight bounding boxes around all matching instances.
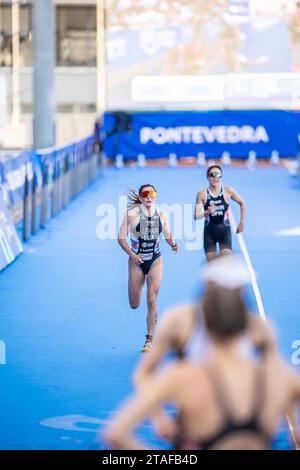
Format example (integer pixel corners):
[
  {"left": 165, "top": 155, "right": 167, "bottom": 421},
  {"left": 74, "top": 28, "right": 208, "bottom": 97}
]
[
  {"left": 0, "top": 134, "right": 99, "bottom": 271},
  {"left": 103, "top": 110, "right": 300, "bottom": 160}
]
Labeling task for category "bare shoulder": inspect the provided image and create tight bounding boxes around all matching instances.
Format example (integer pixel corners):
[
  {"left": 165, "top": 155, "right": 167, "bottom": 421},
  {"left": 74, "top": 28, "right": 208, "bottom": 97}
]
[
  {"left": 263, "top": 351, "right": 299, "bottom": 385},
  {"left": 127, "top": 206, "right": 139, "bottom": 221},
  {"left": 159, "top": 304, "right": 197, "bottom": 328},
  {"left": 277, "top": 356, "right": 300, "bottom": 387},
  {"left": 196, "top": 188, "right": 206, "bottom": 201},
  {"left": 224, "top": 185, "right": 234, "bottom": 195},
  {"left": 156, "top": 304, "right": 198, "bottom": 345}
]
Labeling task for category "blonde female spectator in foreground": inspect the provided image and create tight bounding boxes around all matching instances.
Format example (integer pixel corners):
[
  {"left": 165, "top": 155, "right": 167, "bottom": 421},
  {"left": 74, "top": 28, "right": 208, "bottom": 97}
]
[{"left": 104, "top": 258, "right": 300, "bottom": 450}]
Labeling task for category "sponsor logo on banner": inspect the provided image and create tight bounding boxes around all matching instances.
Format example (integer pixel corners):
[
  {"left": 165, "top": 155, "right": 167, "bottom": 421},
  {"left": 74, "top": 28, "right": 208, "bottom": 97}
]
[
  {"left": 0, "top": 190, "right": 23, "bottom": 271},
  {"left": 5, "top": 161, "right": 33, "bottom": 192}
]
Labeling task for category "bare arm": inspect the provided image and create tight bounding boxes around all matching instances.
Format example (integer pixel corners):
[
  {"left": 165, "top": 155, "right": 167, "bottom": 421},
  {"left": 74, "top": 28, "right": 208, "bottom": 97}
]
[
  {"left": 133, "top": 305, "right": 192, "bottom": 388},
  {"left": 247, "top": 315, "right": 300, "bottom": 445},
  {"left": 160, "top": 211, "right": 179, "bottom": 252},
  {"left": 226, "top": 186, "right": 246, "bottom": 233},
  {"left": 194, "top": 190, "right": 208, "bottom": 221},
  {"left": 247, "top": 314, "right": 277, "bottom": 353},
  {"left": 118, "top": 209, "right": 143, "bottom": 263},
  {"left": 104, "top": 394, "right": 154, "bottom": 450},
  {"left": 284, "top": 366, "right": 300, "bottom": 448},
  {"left": 133, "top": 305, "right": 195, "bottom": 441},
  {"left": 104, "top": 368, "right": 179, "bottom": 450},
  {"left": 286, "top": 402, "right": 300, "bottom": 449}
]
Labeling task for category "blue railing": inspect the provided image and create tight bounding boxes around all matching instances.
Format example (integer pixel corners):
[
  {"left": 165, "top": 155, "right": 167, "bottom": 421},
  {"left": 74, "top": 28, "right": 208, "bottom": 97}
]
[{"left": 0, "top": 134, "right": 100, "bottom": 243}]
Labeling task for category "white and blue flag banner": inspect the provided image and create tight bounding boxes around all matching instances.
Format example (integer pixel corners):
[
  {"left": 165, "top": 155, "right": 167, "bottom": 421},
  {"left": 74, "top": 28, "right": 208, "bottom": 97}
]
[{"left": 0, "top": 189, "right": 23, "bottom": 272}]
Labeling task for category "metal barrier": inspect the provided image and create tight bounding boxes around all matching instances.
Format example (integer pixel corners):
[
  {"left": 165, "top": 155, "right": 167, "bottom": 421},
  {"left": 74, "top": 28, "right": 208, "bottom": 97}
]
[
  {"left": 19, "top": 135, "right": 101, "bottom": 241},
  {"left": 22, "top": 172, "right": 31, "bottom": 242},
  {"left": 0, "top": 135, "right": 101, "bottom": 271},
  {"left": 29, "top": 136, "right": 99, "bottom": 239}
]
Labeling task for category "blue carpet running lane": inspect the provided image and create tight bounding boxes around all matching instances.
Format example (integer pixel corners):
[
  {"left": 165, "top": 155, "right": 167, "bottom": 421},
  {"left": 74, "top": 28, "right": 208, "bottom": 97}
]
[{"left": 0, "top": 166, "right": 299, "bottom": 449}]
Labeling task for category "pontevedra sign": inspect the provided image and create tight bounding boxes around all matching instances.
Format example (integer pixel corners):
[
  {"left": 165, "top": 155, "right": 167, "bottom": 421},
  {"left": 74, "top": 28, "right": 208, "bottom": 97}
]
[{"left": 103, "top": 110, "right": 300, "bottom": 159}]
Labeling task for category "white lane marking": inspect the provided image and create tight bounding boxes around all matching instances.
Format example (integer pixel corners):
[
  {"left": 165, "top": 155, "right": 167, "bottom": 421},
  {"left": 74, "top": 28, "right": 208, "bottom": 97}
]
[
  {"left": 276, "top": 226, "right": 300, "bottom": 236},
  {"left": 230, "top": 210, "right": 267, "bottom": 323}
]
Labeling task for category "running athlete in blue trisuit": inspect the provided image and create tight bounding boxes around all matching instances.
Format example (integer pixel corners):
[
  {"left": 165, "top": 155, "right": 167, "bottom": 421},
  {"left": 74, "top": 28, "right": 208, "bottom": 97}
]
[
  {"left": 118, "top": 184, "right": 179, "bottom": 352},
  {"left": 194, "top": 165, "right": 246, "bottom": 261}
]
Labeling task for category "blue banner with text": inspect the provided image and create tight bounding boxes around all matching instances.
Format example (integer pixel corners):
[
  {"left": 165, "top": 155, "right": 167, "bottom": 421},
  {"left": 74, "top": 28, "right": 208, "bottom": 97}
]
[{"left": 103, "top": 110, "right": 300, "bottom": 160}]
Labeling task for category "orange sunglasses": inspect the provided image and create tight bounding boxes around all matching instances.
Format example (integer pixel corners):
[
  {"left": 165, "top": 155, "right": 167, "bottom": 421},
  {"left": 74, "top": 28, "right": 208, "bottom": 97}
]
[{"left": 140, "top": 190, "right": 157, "bottom": 198}]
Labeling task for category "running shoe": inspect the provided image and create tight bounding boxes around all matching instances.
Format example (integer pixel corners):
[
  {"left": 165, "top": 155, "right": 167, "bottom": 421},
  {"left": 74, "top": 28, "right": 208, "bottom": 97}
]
[{"left": 141, "top": 339, "right": 153, "bottom": 353}]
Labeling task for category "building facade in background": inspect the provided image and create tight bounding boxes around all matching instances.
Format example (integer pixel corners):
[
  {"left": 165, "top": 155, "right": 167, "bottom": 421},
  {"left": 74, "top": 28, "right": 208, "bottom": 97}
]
[
  {"left": 1, "top": 0, "right": 300, "bottom": 148},
  {"left": 0, "top": 0, "right": 99, "bottom": 148}
]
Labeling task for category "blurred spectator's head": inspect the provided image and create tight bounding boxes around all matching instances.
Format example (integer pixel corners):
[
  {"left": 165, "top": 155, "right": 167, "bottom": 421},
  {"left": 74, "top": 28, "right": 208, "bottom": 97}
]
[
  {"left": 203, "top": 284, "right": 248, "bottom": 341},
  {"left": 202, "top": 256, "right": 250, "bottom": 342}
]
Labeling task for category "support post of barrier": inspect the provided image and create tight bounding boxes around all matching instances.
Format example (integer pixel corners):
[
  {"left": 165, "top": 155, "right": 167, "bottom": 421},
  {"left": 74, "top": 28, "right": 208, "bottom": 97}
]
[
  {"left": 82, "top": 154, "right": 86, "bottom": 191},
  {"left": 93, "top": 145, "right": 100, "bottom": 179},
  {"left": 67, "top": 155, "right": 72, "bottom": 204},
  {"left": 83, "top": 156, "right": 88, "bottom": 189},
  {"left": 63, "top": 156, "right": 69, "bottom": 207},
  {"left": 41, "top": 164, "right": 48, "bottom": 228},
  {"left": 137, "top": 154, "right": 146, "bottom": 168},
  {"left": 57, "top": 158, "right": 61, "bottom": 213},
  {"left": 271, "top": 150, "right": 280, "bottom": 165},
  {"left": 69, "top": 155, "right": 74, "bottom": 200},
  {"left": 74, "top": 155, "right": 79, "bottom": 197},
  {"left": 55, "top": 159, "right": 59, "bottom": 213},
  {"left": 78, "top": 156, "right": 82, "bottom": 193},
  {"left": 22, "top": 173, "right": 31, "bottom": 241},
  {"left": 221, "top": 151, "right": 231, "bottom": 166},
  {"left": 116, "top": 154, "right": 124, "bottom": 169},
  {"left": 58, "top": 158, "right": 64, "bottom": 212},
  {"left": 95, "top": 152, "right": 99, "bottom": 179},
  {"left": 90, "top": 151, "right": 94, "bottom": 182},
  {"left": 59, "top": 157, "right": 65, "bottom": 211},
  {"left": 168, "top": 153, "right": 177, "bottom": 167},
  {"left": 87, "top": 151, "right": 91, "bottom": 186},
  {"left": 197, "top": 152, "right": 206, "bottom": 166},
  {"left": 247, "top": 151, "right": 256, "bottom": 170},
  {"left": 98, "top": 149, "right": 105, "bottom": 177},
  {"left": 88, "top": 153, "right": 92, "bottom": 183},
  {"left": 86, "top": 151, "right": 90, "bottom": 186},
  {"left": 73, "top": 155, "right": 77, "bottom": 198},
  {"left": 85, "top": 156, "right": 88, "bottom": 187},
  {"left": 31, "top": 171, "right": 38, "bottom": 235},
  {"left": 51, "top": 159, "right": 57, "bottom": 217},
  {"left": 80, "top": 157, "right": 84, "bottom": 191},
  {"left": 56, "top": 159, "right": 61, "bottom": 213}
]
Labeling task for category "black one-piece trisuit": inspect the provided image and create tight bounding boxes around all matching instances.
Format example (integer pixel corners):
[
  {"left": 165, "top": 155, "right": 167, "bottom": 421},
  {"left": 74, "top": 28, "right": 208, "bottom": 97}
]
[
  {"left": 203, "top": 186, "right": 232, "bottom": 254},
  {"left": 130, "top": 207, "right": 163, "bottom": 275}
]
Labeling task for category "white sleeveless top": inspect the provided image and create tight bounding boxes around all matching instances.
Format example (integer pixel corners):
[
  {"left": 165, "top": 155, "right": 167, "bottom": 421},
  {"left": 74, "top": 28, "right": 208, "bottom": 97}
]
[{"left": 184, "top": 304, "right": 255, "bottom": 363}]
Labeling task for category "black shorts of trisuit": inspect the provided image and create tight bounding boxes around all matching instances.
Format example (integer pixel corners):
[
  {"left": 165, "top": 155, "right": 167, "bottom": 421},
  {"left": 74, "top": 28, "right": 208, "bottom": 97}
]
[
  {"left": 139, "top": 253, "right": 161, "bottom": 276},
  {"left": 204, "top": 224, "right": 232, "bottom": 253}
]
